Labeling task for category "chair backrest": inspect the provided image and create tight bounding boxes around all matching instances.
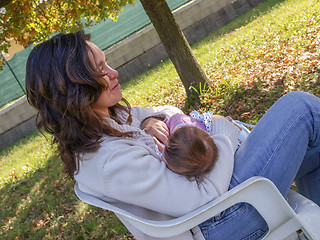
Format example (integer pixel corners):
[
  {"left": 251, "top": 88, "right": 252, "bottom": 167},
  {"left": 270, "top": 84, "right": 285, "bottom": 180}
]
[{"left": 74, "top": 176, "right": 320, "bottom": 239}]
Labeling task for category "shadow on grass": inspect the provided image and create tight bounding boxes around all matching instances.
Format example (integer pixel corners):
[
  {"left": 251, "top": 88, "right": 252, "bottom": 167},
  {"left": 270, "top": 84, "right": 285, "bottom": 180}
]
[
  {"left": 186, "top": 70, "right": 320, "bottom": 124},
  {"left": 0, "top": 155, "right": 131, "bottom": 239},
  {"left": 183, "top": 79, "right": 285, "bottom": 119}
]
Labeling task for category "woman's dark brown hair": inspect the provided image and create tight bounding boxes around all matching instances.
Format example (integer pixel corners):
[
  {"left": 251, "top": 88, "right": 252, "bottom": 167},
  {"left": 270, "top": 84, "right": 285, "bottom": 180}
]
[
  {"left": 26, "top": 31, "right": 132, "bottom": 179},
  {"left": 163, "top": 126, "right": 218, "bottom": 182}
]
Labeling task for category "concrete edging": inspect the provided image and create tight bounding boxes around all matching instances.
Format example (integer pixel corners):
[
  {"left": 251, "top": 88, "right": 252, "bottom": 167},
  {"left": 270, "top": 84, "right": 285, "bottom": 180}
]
[{"left": 0, "top": 96, "right": 37, "bottom": 149}]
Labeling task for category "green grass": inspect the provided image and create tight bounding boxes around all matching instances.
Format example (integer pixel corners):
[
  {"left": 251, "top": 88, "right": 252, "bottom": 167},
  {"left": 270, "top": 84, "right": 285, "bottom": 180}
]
[{"left": 1, "top": 0, "right": 320, "bottom": 238}]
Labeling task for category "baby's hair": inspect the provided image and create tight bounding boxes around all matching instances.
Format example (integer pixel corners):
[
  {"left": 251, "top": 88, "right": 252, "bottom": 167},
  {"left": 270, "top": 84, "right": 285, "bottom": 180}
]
[{"left": 163, "top": 126, "right": 218, "bottom": 182}]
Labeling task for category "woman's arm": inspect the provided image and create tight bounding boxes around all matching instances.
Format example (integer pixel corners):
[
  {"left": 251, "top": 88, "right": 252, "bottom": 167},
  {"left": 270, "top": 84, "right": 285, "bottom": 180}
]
[{"left": 100, "top": 135, "right": 235, "bottom": 217}]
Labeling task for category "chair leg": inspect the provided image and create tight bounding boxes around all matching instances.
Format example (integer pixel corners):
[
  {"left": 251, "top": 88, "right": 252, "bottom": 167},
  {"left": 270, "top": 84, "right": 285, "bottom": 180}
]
[
  {"left": 283, "top": 232, "right": 300, "bottom": 240},
  {"left": 286, "top": 190, "right": 320, "bottom": 240},
  {"left": 298, "top": 232, "right": 309, "bottom": 240}
]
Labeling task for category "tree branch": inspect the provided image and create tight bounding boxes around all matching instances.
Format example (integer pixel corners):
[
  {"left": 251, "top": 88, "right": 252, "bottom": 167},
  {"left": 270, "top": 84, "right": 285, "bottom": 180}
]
[{"left": 0, "top": 0, "right": 12, "bottom": 8}]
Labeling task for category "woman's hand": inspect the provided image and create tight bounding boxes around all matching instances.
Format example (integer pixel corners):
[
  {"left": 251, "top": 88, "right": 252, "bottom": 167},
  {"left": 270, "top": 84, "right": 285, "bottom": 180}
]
[{"left": 141, "top": 117, "right": 169, "bottom": 152}]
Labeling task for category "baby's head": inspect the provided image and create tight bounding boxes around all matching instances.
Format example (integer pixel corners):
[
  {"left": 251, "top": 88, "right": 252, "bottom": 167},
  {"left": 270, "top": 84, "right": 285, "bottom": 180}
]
[{"left": 163, "top": 126, "right": 218, "bottom": 182}]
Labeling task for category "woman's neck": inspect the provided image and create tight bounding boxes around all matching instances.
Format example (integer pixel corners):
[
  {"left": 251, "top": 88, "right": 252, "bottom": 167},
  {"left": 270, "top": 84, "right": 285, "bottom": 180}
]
[{"left": 93, "top": 107, "right": 110, "bottom": 118}]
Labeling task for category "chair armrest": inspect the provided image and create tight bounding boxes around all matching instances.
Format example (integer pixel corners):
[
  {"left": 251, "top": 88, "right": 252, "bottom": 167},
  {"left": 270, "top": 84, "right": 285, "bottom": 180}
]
[
  {"left": 75, "top": 177, "right": 309, "bottom": 238},
  {"left": 122, "top": 177, "right": 302, "bottom": 238}
]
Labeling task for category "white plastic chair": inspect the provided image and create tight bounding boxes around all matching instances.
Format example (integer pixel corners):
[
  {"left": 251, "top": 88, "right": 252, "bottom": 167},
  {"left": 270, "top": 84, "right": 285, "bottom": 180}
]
[{"left": 74, "top": 176, "right": 320, "bottom": 239}]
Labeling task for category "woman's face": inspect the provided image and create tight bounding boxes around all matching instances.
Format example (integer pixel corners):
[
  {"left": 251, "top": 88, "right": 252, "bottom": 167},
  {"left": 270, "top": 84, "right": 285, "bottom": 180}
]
[{"left": 87, "top": 41, "right": 122, "bottom": 117}]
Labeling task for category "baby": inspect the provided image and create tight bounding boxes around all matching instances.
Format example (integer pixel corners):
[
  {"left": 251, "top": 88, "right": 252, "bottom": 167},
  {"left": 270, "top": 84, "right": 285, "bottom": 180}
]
[
  {"left": 162, "top": 113, "right": 219, "bottom": 182},
  {"left": 160, "top": 111, "right": 251, "bottom": 182}
]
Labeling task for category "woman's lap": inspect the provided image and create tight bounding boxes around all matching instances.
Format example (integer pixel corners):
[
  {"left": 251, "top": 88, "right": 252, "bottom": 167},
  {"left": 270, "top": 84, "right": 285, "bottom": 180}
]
[
  {"left": 200, "top": 91, "right": 320, "bottom": 239},
  {"left": 199, "top": 203, "right": 268, "bottom": 240}
]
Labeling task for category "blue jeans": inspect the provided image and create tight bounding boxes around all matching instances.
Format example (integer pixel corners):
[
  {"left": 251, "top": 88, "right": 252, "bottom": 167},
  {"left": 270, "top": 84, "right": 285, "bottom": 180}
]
[{"left": 199, "top": 91, "right": 320, "bottom": 239}]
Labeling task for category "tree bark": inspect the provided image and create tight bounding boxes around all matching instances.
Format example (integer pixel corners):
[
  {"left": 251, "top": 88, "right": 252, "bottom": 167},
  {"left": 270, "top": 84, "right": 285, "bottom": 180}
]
[
  {"left": 0, "top": 0, "right": 11, "bottom": 8},
  {"left": 140, "top": 0, "right": 210, "bottom": 98}
]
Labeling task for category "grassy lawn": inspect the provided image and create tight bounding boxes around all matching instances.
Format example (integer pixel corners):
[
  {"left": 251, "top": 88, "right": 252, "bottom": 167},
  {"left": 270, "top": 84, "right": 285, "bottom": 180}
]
[{"left": 1, "top": 0, "right": 320, "bottom": 238}]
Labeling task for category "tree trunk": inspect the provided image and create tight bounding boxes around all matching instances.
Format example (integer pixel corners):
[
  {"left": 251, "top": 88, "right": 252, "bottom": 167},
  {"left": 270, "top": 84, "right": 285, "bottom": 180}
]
[
  {"left": 140, "top": 0, "right": 210, "bottom": 98},
  {"left": 0, "top": 0, "right": 11, "bottom": 8}
]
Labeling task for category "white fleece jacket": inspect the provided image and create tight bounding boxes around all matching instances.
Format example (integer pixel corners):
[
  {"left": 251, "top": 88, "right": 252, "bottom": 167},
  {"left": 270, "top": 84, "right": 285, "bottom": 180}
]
[{"left": 74, "top": 106, "right": 240, "bottom": 240}]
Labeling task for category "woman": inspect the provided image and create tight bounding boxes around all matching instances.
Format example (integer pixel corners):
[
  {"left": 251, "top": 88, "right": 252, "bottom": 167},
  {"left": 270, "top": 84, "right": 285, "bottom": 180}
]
[{"left": 26, "top": 31, "right": 320, "bottom": 240}]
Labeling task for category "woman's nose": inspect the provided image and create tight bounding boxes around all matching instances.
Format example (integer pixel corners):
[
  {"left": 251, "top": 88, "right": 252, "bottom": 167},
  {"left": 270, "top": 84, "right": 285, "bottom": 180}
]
[{"left": 106, "top": 65, "right": 118, "bottom": 80}]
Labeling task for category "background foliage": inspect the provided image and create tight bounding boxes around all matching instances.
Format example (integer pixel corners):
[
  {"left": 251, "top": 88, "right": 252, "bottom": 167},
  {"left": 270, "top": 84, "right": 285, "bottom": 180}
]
[{"left": 0, "top": 0, "right": 134, "bottom": 68}]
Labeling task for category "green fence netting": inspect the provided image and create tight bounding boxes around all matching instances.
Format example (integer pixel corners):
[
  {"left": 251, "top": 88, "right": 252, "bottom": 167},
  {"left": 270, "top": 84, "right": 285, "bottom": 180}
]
[
  {"left": 0, "top": 47, "right": 31, "bottom": 109},
  {"left": 0, "top": 0, "right": 191, "bottom": 109}
]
